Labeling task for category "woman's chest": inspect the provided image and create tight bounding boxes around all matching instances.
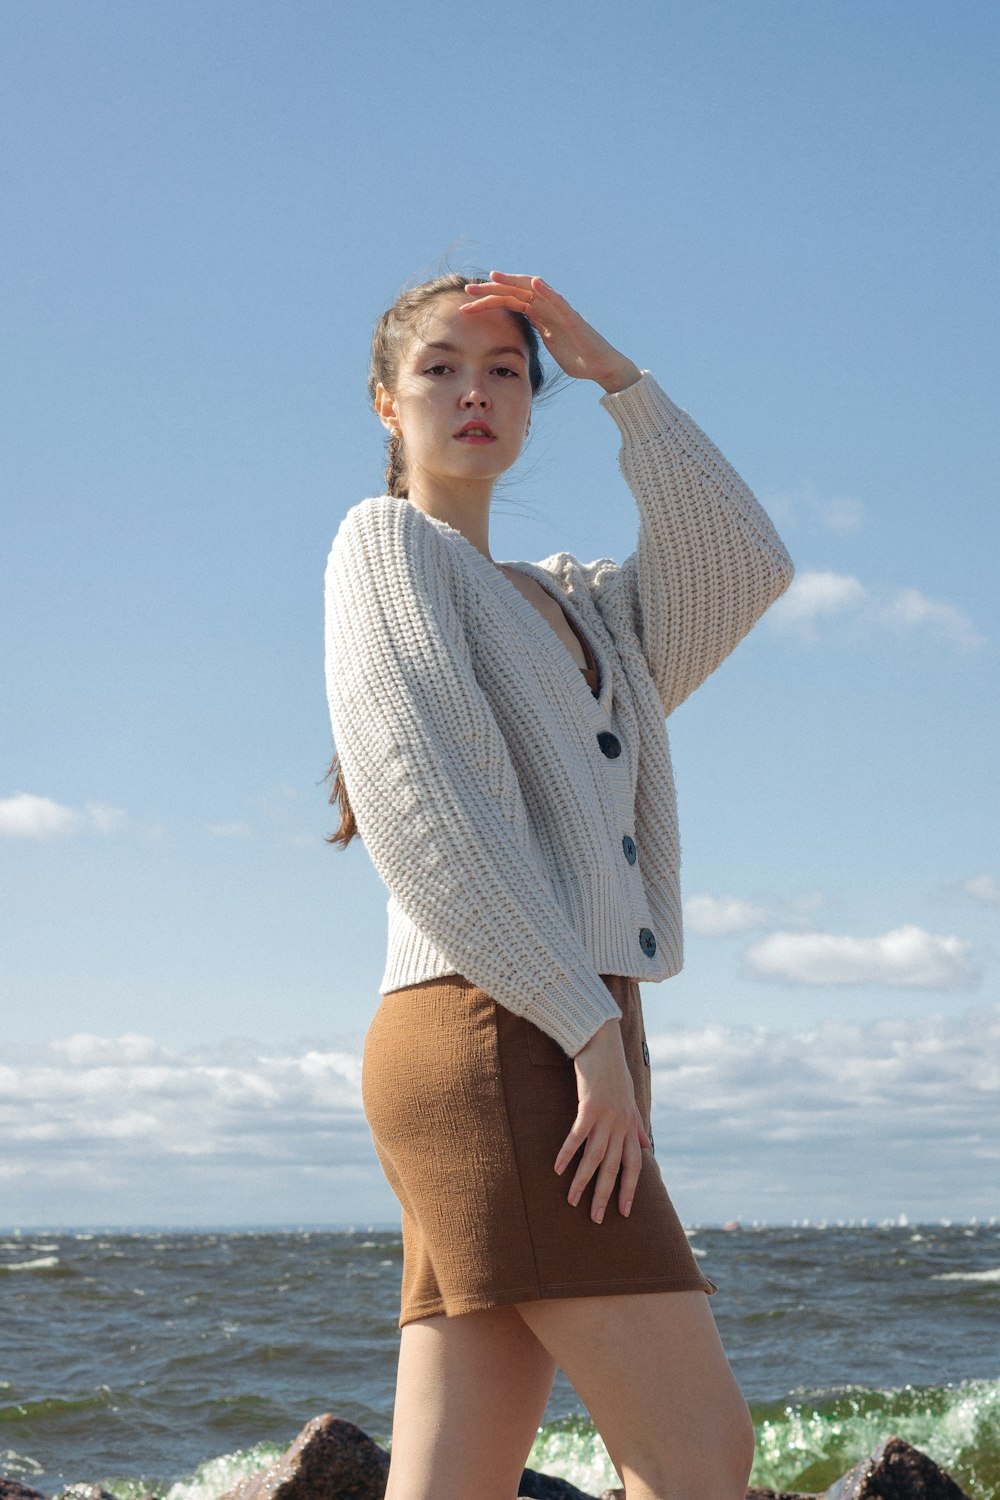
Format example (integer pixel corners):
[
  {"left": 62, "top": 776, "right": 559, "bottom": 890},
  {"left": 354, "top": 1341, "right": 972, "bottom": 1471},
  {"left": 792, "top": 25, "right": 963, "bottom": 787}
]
[{"left": 495, "top": 563, "right": 592, "bottom": 670}]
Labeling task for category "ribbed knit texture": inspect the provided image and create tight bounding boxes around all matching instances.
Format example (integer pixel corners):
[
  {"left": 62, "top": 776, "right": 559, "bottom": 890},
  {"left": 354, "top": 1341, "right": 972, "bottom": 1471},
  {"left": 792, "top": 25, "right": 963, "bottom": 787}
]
[{"left": 324, "top": 372, "right": 794, "bottom": 1056}]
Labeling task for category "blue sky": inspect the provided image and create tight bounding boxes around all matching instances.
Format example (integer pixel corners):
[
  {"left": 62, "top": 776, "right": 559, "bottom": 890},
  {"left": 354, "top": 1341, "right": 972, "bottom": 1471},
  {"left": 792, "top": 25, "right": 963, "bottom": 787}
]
[{"left": 2, "top": 0, "right": 997, "bottom": 1227}]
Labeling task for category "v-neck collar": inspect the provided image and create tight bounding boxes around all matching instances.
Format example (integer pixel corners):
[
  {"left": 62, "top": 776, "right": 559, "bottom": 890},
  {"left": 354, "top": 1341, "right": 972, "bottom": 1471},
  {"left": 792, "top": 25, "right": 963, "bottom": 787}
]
[{"left": 412, "top": 504, "right": 612, "bottom": 717}]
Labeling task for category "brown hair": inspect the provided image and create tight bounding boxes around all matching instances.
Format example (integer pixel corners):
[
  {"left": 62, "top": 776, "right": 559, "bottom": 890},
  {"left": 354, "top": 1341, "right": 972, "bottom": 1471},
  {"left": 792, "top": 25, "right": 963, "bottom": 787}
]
[{"left": 325, "top": 270, "right": 546, "bottom": 848}]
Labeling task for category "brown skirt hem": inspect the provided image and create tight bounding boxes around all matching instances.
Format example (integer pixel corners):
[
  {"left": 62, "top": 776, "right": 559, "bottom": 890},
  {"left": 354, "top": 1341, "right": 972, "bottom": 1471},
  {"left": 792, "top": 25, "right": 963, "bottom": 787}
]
[{"left": 400, "top": 1272, "right": 719, "bottom": 1327}]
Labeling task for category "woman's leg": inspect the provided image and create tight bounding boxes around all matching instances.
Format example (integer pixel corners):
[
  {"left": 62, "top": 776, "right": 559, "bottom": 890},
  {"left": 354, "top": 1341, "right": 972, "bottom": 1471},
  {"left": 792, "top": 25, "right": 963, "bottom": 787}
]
[
  {"left": 515, "top": 1290, "right": 754, "bottom": 1500},
  {"left": 384, "top": 1303, "right": 558, "bottom": 1500}
]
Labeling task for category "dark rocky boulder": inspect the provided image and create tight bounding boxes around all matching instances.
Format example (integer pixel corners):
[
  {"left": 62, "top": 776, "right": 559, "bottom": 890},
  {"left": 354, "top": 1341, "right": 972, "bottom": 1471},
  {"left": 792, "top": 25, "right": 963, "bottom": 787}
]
[
  {"left": 517, "top": 1469, "right": 596, "bottom": 1499},
  {"left": 822, "top": 1435, "right": 971, "bottom": 1499},
  {"left": 605, "top": 1437, "right": 969, "bottom": 1500},
  {"left": 0, "top": 1484, "right": 48, "bottom": 1500},
  {"left": 746, "top": 1488, "right": 817, "bottom": 1499},
  {"left": 218, "top": 1414, "right": 390, "bottom": 1500}
]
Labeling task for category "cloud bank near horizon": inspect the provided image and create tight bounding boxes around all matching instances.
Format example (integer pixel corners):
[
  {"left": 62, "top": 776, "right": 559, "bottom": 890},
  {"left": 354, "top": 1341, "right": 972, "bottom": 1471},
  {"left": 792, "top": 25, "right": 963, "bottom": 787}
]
[{"left": 3, "top": 1006, "right": 997, "bottom": 1227}]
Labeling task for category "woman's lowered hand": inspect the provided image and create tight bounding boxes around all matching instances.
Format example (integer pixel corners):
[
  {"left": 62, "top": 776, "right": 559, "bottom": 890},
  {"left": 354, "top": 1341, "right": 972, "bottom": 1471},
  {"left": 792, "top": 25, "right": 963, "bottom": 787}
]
[
  {"left": 554, "top": 1017, "right": 652, "bottom": 1223},
  {"left": 461, "top": 272, "right": 642, "bottom": 394}
]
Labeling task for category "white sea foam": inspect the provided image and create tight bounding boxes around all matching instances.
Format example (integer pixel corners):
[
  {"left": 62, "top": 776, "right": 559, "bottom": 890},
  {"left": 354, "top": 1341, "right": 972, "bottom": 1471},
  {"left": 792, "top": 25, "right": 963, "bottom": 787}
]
[
  {"left": 163, "top": 1442, "right": 282, "bottom": 1500},
  {"left": 931, "top": 1266, "right": 1000, "bottom": 1283},
  {"left": 1, "top": 1255, "right": 59, "bottom": 1271},
  {"left": 0, "top": 1449, "right": 44, "bottom": 1477}
]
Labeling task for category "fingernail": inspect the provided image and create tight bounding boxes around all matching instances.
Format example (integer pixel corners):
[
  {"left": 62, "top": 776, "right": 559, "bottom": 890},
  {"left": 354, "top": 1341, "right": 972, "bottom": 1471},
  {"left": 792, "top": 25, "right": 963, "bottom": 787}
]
[
  {"left": 622, "top": 1200, "right": 632, "bottom": 1218},
  {"left": 593, "top": 1207, "right": 604, "bottom": 1224},
  {"left": 568, "top": 1190, "right": 580, "bottom": 1207}
]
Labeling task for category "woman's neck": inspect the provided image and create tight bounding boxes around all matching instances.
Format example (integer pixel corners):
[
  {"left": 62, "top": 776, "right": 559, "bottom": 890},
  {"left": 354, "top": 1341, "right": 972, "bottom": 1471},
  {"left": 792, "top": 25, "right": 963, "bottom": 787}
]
[{"left": 404, "top": 477, "right": 496, "bottom": 560}]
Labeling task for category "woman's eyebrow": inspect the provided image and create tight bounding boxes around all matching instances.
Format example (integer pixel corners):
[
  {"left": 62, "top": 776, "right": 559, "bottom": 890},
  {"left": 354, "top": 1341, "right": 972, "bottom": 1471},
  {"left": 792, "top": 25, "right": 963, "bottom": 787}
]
[{"left": 418, "top": 340, "right": 527, "bottom": 360}]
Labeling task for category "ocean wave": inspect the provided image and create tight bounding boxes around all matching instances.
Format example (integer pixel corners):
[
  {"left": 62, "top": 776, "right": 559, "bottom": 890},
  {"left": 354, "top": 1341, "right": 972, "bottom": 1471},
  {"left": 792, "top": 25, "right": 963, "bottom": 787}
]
[
  {"left": 525, "top": 1378, "right": 1000, "bottom": 1498},
  {"left": 931, "top": 1267, "right": 1000, "bottom": 1283},
  {"left": 752, "top": 1377, "right": 999, "bottom": 1495},
  {"left": 0, "top": 1255, "right": 60, "bottom": 1272}
]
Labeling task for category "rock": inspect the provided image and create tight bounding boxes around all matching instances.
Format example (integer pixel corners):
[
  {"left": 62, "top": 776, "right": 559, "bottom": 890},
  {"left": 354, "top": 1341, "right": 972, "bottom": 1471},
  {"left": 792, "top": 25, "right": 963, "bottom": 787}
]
[
  {"left": 217, "top": 1414, "right": 390, "bottom": 1500},
  {"left": 0, "top": 1485, "right": 48, "bottom": 1500},
  {"left": 747, "top": 1491, "right": 817, "bottom": 1499},
  {"left": 602, "top": 1435, "right": 970, "bottom": 1500},
  {"left": 822, "top": 1436, "right": 971, "bottom": 1499},
  {"left": 517, "top": 1470, "right": 596, "bottom": 1498},
  {"left": 57, "top": 1489, "right": 119, "bottom": 1500}
]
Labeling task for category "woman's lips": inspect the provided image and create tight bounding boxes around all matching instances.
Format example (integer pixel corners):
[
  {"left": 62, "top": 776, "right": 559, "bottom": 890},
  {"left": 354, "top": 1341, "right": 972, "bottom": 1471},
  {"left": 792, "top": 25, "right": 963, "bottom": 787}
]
[{"left": 454, "top": 422, "right": 496, "bottom": 442}]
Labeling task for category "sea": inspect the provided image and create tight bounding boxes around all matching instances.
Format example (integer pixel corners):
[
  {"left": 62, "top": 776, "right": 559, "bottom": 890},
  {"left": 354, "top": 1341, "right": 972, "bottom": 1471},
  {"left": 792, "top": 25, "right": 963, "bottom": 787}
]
[{"left": 2, "top": 1222, "right": 999, "bottom": 1499}]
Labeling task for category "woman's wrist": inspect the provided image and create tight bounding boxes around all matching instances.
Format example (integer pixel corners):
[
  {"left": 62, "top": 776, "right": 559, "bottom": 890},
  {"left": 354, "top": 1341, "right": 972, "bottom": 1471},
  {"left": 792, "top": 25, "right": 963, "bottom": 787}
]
[
  {"left": 575, "top": 1015, "right": 623, "bottom": 1058},
  {"left": 597, "top": 358, "right": 642, "bottom": 395}
]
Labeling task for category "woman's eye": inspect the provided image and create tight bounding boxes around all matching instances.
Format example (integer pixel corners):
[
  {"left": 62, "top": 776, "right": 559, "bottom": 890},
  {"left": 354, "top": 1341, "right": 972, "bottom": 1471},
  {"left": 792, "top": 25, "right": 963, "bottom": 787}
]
[
  {"left": 424, "top": 364, "right": 450, "bottom": 376},
  {"left": 494, "top": 366, "right": 519, "bottom": 379}
]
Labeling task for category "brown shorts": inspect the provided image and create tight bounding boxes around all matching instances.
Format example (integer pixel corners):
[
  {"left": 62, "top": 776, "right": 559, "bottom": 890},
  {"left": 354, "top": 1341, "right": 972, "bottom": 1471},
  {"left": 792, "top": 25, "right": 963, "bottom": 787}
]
[{"left": 362, "top": 972, "right": 717, "bottom": 1326}]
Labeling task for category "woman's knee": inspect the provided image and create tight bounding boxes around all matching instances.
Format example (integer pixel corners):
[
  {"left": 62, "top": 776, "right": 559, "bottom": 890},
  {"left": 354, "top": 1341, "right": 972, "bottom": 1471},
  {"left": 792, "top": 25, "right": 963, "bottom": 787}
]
[{"left": 614, "top": 1393, "right": 755, "bottom": 1500}]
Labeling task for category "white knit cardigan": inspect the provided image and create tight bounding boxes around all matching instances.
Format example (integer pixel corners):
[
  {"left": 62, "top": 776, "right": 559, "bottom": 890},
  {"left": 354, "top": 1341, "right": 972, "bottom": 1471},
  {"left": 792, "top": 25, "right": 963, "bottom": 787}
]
[{"left": 324, "top": 372, "right": 794, "bottom": 1056}]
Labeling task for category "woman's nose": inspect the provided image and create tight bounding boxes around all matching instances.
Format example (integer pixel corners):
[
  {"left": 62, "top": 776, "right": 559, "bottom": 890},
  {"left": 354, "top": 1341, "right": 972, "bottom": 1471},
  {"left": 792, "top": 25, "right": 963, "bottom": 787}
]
[{"left": 461, "top": 388, "right": 490, "bottom": 409}]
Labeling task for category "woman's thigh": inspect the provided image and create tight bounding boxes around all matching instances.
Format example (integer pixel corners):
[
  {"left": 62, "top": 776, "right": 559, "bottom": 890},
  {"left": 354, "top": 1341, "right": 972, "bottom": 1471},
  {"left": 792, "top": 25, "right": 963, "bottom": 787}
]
[
  {"left": 514, "top": 1290, "right": 754, "bottom": 1500},
  {"left": 385, "top": 1304, "right": 557, "bottom": 1500}
]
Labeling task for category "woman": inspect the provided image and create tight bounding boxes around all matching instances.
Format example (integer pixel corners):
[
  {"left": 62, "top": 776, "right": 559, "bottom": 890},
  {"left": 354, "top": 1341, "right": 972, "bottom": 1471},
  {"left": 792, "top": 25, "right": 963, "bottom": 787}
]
[{"left": 324, "top": 270, "right": 794, "bottom": 1500}]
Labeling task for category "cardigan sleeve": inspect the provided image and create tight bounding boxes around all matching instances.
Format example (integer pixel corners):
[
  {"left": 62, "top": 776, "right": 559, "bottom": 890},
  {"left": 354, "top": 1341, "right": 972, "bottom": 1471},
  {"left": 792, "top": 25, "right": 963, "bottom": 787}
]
[
  {"left": 324, "top": 496, "right": 623, "bottom": 1057},
  {"left": 593, "top": 372, "right": 794, "bottom": 717}
]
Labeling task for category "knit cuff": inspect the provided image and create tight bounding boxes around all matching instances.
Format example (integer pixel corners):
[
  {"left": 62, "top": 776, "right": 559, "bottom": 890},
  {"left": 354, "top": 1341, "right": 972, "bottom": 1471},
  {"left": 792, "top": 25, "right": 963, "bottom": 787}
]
[
  {"left": 551, "top": 967, "right": 626, "bottom": 1058},
  {"left": 599, "top": 370, "right": 685, "bottom": 445}
]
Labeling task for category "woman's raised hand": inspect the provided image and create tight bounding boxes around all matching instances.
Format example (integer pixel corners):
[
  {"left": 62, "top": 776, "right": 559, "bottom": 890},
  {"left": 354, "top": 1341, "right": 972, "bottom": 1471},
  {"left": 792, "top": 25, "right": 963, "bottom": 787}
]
[
  {"left": 554, "top": 1017, "right": 653, "bottom": 1223},
  {"left": 461, "top": 272, "right": 642, "bottom": 395}
]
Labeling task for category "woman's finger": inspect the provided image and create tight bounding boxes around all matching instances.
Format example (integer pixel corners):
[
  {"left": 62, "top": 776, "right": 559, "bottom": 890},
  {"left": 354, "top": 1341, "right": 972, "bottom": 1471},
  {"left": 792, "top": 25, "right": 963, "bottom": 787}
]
[
  {"left": 590, "top": 1139, "right": 625, "bottom": 1225},
  {"left": 553, "top": 1113, "right": 588, "bottom": 1177},
  {"left": 565, "top": 1127, "right": 611, "bottom": 1207},
  {"left": 618, "top": 1132, "right": 643, "bottom": 1218},
  {"left": 462, "top": 273, "right": 557, "bottom": 313},
  {"left": 460, "top": 289, "right": 536, "bottom": 314}
]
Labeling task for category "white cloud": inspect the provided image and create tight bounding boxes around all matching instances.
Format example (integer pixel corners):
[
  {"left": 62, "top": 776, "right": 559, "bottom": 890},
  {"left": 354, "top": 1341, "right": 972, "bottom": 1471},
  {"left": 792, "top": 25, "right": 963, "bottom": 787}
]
[
  {"left": 768, "top": 569, "right": 985, "bottom": 650},
  {"left": 685, "top": 890, "right": 826, "bottom": 937},
  {"left": 963, "top": 872, "right": 1000, "bottom": 910},
  {"left": 875, "top": 588, "right": 985, "bottom": 650},
  {"left": 0, "top": 792, "right": 127, "bottom": 839},
  {"left": 0, "top": 793, "right": 80, "bottom": 838},
  {"left": 86, "top": 801, "right": 127, "bottom": 834},
  {"left": 685, "top": 894, "right": 769, "bottom": 936},
  {"left": 743, "top": 924, "right": 980, "bottom": 990},
  {"left": 643, "top": 1005, "right": 1000, "bottom": 1219},
  {"left": 3, "top": 1009, "right": 999, "bottom": 1224},
  {"left": 771, "top": 570, "right": 865, "bottom": 634},
  {"left": 765, "top": 483, "right": 865, "bottom": 536}
]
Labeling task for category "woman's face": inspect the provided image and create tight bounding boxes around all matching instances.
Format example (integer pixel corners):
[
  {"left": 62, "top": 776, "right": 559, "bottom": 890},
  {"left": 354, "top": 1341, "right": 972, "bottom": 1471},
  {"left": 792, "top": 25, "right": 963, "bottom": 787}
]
[{"left": 375, "top": 293, "right": 533, "bottom": 498}]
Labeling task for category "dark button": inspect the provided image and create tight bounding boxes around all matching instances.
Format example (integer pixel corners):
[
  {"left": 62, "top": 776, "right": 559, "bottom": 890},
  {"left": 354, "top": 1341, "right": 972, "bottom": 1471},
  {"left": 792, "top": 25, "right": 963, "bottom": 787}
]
[
  {"left": 642, "top": 1039, "right": 650, "bottom": 1066},
  {"left": 622, "top": 834, "right": 637, "bottom": 865},
  {"left": 597, "top": 730, "right": 621, "bottom": 759},
  {"left": 639, "top": 926, "right": 657, "bottom": 957}
]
